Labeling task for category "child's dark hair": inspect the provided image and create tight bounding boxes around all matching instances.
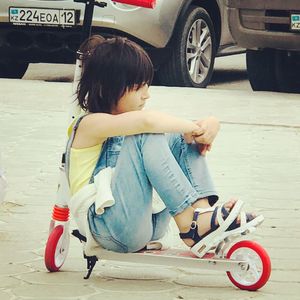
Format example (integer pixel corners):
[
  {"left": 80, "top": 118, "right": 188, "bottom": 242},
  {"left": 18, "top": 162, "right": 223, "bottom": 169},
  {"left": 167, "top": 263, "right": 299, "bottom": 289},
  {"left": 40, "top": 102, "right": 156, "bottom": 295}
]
[
  {"left": 77, "top": 36, "right": 154, "bottom": 113},
  {"left": 78, "top": 34, "right": 105, "bottom": 64}
]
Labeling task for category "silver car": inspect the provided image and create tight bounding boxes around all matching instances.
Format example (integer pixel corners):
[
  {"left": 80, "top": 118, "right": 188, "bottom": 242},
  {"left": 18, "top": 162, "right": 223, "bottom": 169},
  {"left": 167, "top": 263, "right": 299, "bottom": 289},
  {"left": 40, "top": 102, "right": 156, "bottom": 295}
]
[{"left": 0, "top": 0, "right": 243, "bottom": 87}]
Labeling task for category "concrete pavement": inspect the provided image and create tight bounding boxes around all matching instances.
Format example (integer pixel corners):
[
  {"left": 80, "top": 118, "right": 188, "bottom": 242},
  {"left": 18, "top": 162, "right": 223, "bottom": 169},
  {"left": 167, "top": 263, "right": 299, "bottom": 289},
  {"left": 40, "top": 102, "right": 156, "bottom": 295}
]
[{"left": 0, "top": 78, "right": 300, "bottom": 299}]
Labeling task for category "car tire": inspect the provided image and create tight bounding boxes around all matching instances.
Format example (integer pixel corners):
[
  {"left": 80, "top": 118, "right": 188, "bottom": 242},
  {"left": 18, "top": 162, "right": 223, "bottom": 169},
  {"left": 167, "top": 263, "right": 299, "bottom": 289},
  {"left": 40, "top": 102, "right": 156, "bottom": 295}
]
[
  {"left": 157, "top": 6, "right": 217, "bottom": 88},
  {"left": 274, "top": 50, "right": 300, "bottom": 93},
  {"left": 246, "top": 49, "right": 277, "bottom": 92},
  {"left": 0, "top": 61, "right": 29, "bottom": 79},
  {"left": 247, "top": 49, "right": 300, "bottom": 93}
]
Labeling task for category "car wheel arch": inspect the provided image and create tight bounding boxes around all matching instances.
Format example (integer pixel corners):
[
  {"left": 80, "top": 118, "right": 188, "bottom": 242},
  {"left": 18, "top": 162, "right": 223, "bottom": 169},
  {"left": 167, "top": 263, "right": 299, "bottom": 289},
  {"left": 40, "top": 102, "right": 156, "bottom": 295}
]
[
  {"left": 157, "top": 4, "right": 218, "bottom": 87},
  {"left": 170, "top": 0, "right": 221, "bottom": 49}
]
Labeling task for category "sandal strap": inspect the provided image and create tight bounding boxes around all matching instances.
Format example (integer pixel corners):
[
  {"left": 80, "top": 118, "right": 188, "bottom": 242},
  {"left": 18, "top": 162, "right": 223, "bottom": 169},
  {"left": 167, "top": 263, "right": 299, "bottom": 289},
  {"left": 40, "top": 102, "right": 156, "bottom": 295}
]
[
  {"left": 194, "top": 207, "right": 215, "bottom": 214},
  {"left": 216, "top": 206, "right": 230, "bottom": 226},
  {"left": 240, "top": 211, "right": 247, "bottom": 226},
  {"left": 210, "top": 207, "right": 219, "bottom": 231},
  {"left": 227, "top": 212, "right": 254, "bottom": 231},
  {"left": 179, "top": 207, "right": 218, "bottom": 242},
  {"left": 179, "top": 210, "right": 200, "bottom": 240}
]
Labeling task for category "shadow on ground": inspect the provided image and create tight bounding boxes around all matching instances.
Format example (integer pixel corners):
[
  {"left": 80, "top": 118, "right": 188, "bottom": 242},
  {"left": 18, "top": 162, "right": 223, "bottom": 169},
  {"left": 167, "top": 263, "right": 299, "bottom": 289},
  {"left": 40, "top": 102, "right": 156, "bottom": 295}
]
[{"left": 210, "top": 69, "right": 248, "bottom": 85}]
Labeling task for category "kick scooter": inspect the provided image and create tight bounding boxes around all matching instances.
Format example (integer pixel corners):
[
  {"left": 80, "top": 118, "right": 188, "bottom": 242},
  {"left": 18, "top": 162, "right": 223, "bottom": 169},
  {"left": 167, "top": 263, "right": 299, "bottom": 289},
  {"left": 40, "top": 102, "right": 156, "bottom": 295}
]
[{"left": 44, "top": 0, "right": 271, "bottom": 291}]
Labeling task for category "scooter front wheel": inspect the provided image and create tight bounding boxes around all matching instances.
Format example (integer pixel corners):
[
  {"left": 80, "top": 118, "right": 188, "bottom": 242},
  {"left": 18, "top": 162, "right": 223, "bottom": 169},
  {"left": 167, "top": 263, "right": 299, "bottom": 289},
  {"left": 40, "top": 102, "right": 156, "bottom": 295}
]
[
  {"left": 44, "top": 225, "right": 69, "bottom": 272},
  {"left": 226, "top": 240, "right": 271, "bottom": 291}
]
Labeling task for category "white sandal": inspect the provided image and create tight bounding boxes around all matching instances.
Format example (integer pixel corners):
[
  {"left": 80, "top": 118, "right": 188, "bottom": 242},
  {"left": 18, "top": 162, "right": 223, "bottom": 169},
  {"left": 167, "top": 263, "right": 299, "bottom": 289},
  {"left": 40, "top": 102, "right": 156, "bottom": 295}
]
[{"left": 179, "top": 200, "right": 264, "bottom": 258}]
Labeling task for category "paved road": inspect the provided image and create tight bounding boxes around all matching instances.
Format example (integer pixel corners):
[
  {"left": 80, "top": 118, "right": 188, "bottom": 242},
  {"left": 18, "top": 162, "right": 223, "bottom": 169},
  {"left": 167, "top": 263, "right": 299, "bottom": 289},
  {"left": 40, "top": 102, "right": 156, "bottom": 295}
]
[{"left": 0, "top": 56, "right": 299, "bottom": 299}]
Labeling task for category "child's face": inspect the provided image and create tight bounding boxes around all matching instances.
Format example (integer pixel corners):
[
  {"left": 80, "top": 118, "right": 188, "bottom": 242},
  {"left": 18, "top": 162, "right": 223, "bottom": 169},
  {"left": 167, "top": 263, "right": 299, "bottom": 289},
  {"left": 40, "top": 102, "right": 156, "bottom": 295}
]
[{"left": 113, "top": 84, "right": 150, "bottom": 114}]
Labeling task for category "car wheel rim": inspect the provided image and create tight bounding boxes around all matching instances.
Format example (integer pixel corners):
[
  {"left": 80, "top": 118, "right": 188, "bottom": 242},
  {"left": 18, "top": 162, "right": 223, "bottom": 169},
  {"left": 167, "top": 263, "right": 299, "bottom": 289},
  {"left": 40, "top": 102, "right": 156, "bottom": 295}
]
[{"left": 186, "top": 19, "right": 212, "bottom": 84}]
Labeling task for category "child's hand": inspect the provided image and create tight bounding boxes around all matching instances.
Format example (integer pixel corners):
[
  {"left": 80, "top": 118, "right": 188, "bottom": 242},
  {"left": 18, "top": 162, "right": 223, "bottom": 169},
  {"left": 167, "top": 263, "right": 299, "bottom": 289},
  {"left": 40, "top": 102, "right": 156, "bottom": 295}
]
[
  {"left": 183, "top": 132, "right": 194, "bottom": 144},
  {"left": 193, "top": 116, "right": 220, "bottom": 145},
  {"left": 184, "top": 124, "right": 205, "bottom": 144},
  {"left": 197, "top": 143, "right": 212, "bottom": 156}
]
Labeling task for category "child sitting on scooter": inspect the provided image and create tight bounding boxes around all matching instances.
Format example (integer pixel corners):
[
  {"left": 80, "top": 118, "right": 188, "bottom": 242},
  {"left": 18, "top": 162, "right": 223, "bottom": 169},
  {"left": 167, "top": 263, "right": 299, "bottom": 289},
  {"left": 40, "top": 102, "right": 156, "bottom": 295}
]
[{"left": 67, "top": 35, "right": 263, "bottom": 257}]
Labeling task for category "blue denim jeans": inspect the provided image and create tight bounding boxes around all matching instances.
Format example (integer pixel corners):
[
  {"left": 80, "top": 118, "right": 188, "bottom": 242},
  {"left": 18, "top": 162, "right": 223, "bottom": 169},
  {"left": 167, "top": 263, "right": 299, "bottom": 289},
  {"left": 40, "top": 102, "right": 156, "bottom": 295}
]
[{"left": 88, "top": 133, "right": 218, "bottom": 253}]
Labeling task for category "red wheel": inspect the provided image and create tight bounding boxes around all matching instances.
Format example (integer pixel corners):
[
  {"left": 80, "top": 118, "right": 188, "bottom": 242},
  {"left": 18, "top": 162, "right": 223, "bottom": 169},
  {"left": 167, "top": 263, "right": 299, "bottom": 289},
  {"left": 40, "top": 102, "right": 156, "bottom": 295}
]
[
  {"left": 44, "top": 225, "right": 69, "bottom": 272},
  {"left": 226, "top": 240, "right": 271, "bottom": 291}
]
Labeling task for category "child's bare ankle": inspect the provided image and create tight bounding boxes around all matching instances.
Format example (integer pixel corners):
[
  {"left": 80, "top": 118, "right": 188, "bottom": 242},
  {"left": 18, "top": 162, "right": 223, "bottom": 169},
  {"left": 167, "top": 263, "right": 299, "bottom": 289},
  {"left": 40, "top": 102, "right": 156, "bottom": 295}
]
[{"left": 192, "top": 197, "right": 210, "bottom": 209}]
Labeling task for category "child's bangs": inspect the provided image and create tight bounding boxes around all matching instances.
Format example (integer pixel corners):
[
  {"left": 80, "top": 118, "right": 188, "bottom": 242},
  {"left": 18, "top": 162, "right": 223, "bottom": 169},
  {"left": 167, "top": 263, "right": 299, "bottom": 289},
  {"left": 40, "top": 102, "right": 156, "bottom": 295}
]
[{"left": 125, "top": 44, "right": 154, "bottom": 90}]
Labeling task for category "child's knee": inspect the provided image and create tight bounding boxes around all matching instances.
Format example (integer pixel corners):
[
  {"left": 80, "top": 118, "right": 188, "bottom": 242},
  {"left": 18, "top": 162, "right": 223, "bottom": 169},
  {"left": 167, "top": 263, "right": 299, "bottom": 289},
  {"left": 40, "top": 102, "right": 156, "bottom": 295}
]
[{"left": 124, "top": 133, "right": 165, "bottom": 149}]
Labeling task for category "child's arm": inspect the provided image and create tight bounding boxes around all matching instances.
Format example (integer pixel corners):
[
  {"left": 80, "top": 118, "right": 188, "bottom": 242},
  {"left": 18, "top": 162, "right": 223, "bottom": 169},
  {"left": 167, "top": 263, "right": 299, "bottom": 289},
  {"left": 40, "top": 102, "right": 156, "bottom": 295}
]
[{"left": 73, "top": 110, "right": 204, "bottom": 148}]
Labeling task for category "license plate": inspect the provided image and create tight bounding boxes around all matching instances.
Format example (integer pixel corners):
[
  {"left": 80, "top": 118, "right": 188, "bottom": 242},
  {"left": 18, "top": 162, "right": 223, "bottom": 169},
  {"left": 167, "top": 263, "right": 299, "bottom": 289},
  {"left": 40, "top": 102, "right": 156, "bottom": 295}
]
[
  {"left": 9, "top": 7, "right": 78, "bottom": 27},
  {"left": 291, "top": 13, "right": 300, "bottom": 31}
]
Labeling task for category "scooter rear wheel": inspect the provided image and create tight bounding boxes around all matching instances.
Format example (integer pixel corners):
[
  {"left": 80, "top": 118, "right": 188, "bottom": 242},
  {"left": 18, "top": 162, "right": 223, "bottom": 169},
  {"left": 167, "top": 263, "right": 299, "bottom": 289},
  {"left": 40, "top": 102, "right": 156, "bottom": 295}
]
[
  {"left": 44, "top": 225, "right": 69, "bottom": 272},
  {"left": 226, "top": 240, "right": 271, "bottom": 291}
]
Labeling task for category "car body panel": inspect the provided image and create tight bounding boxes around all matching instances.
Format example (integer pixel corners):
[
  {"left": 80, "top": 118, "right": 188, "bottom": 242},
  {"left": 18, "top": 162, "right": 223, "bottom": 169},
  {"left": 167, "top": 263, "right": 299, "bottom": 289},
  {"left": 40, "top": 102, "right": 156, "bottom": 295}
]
[
  {"left": 0, "top": 0, "right": 241, "bottom": 48},
  {"left": 225, "top": 0, "right": 300, "bottom": 51},
  {"left": 0, "top": 0, "right": 243, "bottom": 75},
  {"left": 1, "top": 0, "right": 184, "bottom": 48}
]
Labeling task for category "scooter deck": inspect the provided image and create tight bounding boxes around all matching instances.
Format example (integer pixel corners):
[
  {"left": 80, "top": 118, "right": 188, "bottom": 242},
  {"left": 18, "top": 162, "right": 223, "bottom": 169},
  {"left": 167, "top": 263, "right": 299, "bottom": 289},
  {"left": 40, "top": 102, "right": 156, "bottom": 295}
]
[{"left": 93, "top": 248, "right": 248, "bottom": 273}]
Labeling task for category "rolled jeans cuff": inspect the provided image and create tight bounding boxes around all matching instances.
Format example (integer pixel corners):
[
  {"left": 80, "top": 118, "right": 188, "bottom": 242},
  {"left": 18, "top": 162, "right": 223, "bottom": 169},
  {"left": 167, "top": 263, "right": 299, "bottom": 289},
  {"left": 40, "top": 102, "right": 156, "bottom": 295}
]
[{"left": 168, "top": 193, "right": 199, "bottom": 216}]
